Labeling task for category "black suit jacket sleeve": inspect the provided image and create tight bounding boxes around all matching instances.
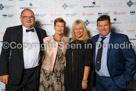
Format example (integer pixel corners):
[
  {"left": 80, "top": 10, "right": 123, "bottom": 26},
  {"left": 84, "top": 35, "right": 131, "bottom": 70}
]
[{"left": 0, "top": 27, "right": 11, "bottom": 76}]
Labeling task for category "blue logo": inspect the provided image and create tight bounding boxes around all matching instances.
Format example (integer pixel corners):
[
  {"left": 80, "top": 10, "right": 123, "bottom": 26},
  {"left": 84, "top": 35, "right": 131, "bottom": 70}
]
[
  {"left": 127, "top": 0, "right": 133, "bottom": 7},
  {"left": 130, "top": 11, "right": 135, "bottom": 15},
  {"left": 18, "top": 0, "right": 24, "bottom": 1},
  {"left": 2, "top": 14, "right": 7, "bottom": 18},
  {"left": 0, "top": 4, "right": 4, "bottom": 10},
  {"left": 84, "top": 20, "right": 90, "bottom": 26},
  {"left": 98, "top": 12, "right": 102, "bottom": 16},
  {"left": 98, "top": 12, "right": 109, "bottom": 16},
  {"left": 2, "top": 14, "right": 14, "bottom": 18},
  {"left": 62, "top": 3, "right": 77, "bottom": 9},
  {"left": 62, "top": 3, "right": 68, "bottom": 9}
]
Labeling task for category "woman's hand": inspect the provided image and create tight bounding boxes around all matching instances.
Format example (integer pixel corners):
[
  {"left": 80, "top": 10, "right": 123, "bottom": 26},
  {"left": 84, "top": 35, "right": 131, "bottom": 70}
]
[{"left": 82, "top": 80, "right": 87, "bottom": 89}]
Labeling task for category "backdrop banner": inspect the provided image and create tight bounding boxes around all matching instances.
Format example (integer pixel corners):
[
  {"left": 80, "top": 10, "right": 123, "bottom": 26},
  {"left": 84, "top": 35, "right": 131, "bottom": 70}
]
[{"left": 0, "top": 0, "right": 136, "bottom": 90}]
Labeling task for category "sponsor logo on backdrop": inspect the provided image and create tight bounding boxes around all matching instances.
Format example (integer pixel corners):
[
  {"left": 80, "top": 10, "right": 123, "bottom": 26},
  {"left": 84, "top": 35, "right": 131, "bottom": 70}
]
[
  {"left": 84, "top": 20, "right": 96, "bottom": 26},
  {"left": 62, "top": 3, "right": 78, "bottom": 9},
  {"left": 114, "top": 11, "right": 127, "bottom": 15},
  {"left": 18, "top": 0, "right": 24, "bottom": 1},
  {"left": 20, "top": 3, "right": 37, "bottom": 9},
  {"left": 65, "top": 13, "right": 77, "bottom": 17},
  {"left": 42, "top": 24, "right": 52, "bottom": 26},
  {"left": 0, "top": 3, "right": 14, "bottom": 10},
  {"left": 42, "top": 20, "right": 53, "bottom": 26},
  {"left": 84, "top": 20, "right": 90, "bottom": 26},
  {"left": 127, "top": 0, "right": 136, "bottom": 7},
  {"left": 35, "top": 13, "right": 46, "bottom": 18},
  {"left": 127, "top": 0, "right": 133, "bottom": 7},
  {"left": 130, "top": 11, "right": 135, "bottom": 15},
  {"left": 2, "top": 14, "right": 14, "bottom": 18},
  {"left": 98, "top": 12, "right": 109, "bottom": 16},
  {"left": 130, "top": 38, "right": 136, "bottom": 41},
  {"left": 50, "top": 13, "right": 63, "bottom": 17},
  {"left": 1, "top": 32, "right": 5, "bottom": 35},
  {"left": 62, "top": 3, "right": 68, "bottom": 9},
  {"left": 127, "top": 30, "right": 136, "bottom": 32},
  {"left": 111, "top": 18, "right": 122, "bottom": 24},
  {"left": 82, "top": 12, "right": 95, "bottom": 16},
  {"left": 0, "top": 4, "right": 4, "bottom": 10},
  {"left": 83, "top": 1, "right": 100, "bottom": 8}
]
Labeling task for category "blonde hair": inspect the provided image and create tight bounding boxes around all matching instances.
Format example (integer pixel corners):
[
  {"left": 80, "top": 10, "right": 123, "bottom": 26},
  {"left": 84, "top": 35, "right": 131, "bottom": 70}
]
[{"left": 70, "top": 19, "right": 89, "bottom": 42}]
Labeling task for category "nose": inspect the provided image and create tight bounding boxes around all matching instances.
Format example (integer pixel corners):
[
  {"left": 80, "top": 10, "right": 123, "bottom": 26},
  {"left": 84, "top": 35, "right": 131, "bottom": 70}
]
[
  {"left": 27, "top": 17, "right": 31, "bottom": 20},
  {"left": 101, "top": 26, "right": 105, "bottom": 30}
]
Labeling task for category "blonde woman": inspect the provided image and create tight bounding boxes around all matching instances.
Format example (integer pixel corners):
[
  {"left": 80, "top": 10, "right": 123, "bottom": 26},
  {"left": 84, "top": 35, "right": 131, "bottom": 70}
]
[
  {"left": 65, "top": 19, "right": 94, "bottom": 91},
  {"left": 39, "top": 17, "right": 69, "bottom": 91}
]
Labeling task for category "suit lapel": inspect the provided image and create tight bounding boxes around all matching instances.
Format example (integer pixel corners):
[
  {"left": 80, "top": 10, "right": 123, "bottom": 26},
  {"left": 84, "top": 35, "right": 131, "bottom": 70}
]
[
  {"left": 35, "top": 27, "right": 42, "bottom": 45},
  {"left": 17, "top": 25, "right": 23, "bottom": 59},
  {"left": 107, "top": 32, "right": 115, "bottom": 62},
  {"left": 35, "top": 27, "right": 44, "bottom": 60},
  {"left": 93, "top": 35, "right": 99, "bottom": 66}
]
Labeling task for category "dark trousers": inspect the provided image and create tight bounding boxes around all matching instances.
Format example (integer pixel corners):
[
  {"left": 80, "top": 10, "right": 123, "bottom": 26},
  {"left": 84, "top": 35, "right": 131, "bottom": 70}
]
[
  {"left": 95, "top": 74, "right": 126, "bottom": 91},
  {"left": 6, "top": 66, "right": 40, "bottom": 91}
]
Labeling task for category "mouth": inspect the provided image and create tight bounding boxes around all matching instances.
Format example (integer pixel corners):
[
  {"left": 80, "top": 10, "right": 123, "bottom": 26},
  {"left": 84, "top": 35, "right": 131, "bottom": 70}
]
[
  {"left": 101, "top": 29, "right": 107, "bottom": 33},
  {"left": 76, "top": 33, "right": 81, "bottom": 37},
  {"left": 25, "top": 21, "right": 32, "bottom": 23}
]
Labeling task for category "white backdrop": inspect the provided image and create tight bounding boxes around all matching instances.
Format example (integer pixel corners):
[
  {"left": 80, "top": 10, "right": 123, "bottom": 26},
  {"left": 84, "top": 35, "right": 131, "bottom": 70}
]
[{"left": 0, "top": 0, "right": 136, "bottom": 90}]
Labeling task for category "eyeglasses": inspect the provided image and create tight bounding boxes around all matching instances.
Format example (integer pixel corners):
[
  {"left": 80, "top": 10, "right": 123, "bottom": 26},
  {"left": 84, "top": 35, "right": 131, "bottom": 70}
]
[{"left": 21, "top": 16, "right": 35, "bottom": 19}]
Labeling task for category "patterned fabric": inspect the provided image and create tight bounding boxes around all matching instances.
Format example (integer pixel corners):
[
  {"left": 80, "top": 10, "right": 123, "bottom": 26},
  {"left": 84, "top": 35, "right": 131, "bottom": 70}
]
[{"left": 39, "top": 44, "right": 65, "bottom": 91}]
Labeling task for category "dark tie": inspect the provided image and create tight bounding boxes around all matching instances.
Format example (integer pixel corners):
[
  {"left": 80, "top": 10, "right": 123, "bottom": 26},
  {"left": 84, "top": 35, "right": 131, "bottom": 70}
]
[
  {"left": 26, "top": 29, "right": 34, "bottom": 32},
  {"left": 95, "top": 37, "right": 106, "bottom": 71}
]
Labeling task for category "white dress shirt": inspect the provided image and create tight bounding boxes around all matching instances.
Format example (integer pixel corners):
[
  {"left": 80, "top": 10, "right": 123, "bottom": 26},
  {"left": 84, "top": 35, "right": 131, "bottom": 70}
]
[{"left": 23, "top": 26, "right": 40, "bottom": 69}]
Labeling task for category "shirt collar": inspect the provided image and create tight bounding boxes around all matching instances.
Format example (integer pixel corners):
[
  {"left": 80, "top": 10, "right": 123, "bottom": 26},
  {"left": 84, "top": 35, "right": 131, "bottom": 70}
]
[
  {"left": 99, "top": 32, "right": 111, "bottom": 40},
  {"left": 22, "top": 26, "right": 35, "bottom": 33}
]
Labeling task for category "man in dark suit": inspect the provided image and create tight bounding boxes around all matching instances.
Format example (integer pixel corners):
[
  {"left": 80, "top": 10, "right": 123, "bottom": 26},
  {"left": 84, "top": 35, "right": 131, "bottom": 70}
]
[
  {"left": 91, "top": 15, "right": 136, "bottom": 91},
  {"left": 0, "top": 9, "right": 47, "bottom": 91}
]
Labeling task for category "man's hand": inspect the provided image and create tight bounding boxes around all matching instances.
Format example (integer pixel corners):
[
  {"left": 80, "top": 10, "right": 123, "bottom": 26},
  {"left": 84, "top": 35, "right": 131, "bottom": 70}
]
[{"left": 0, "top": 75, "right": 9, "bottom": 84}]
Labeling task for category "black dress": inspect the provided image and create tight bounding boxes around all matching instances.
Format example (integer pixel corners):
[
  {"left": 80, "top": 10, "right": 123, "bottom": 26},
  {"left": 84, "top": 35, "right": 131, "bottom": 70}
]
[{"left": 65, "top": 39, "right": 94, "bottom": 91}]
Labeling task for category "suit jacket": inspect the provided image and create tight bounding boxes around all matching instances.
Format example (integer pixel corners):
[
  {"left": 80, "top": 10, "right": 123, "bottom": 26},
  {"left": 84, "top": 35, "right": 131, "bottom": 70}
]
[
  {"left": 0, "top": 25, "right": 47, "bottom": 85},
  {"left": 41, "top": 35, "right": 69, "bottom": 71},
  {"left": 91, "top": 32, "right": 136, "bottom": 89}
]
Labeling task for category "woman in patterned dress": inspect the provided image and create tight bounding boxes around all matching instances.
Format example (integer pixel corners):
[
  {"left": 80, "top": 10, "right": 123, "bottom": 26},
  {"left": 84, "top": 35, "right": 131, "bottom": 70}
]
[{"left": 39, "top": 17, "right": 69, "bottom": 91}]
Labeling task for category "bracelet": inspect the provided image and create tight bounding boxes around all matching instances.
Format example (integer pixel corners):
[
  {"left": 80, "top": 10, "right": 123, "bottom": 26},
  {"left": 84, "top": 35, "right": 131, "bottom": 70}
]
[{"left": 82, "top": 80, "right": 88, "bottom": 83}]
